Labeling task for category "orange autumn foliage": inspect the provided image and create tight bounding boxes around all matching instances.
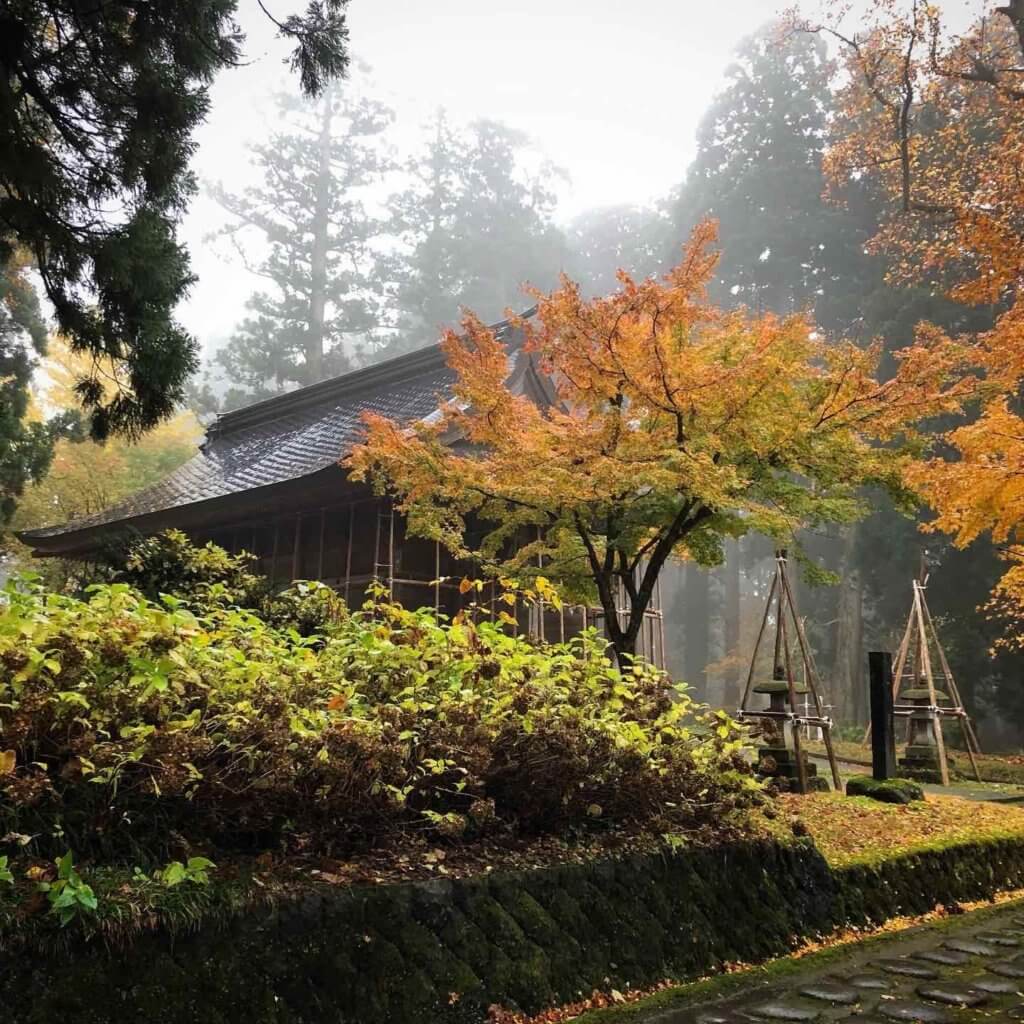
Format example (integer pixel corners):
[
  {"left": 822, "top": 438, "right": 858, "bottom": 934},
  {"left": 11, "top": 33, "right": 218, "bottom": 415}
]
[
  {"left": 798, "top": 0, "right": 1024, "bottom": 644},
  {"left": 348, "top": 221, "right": 974, "bottom": 664}
]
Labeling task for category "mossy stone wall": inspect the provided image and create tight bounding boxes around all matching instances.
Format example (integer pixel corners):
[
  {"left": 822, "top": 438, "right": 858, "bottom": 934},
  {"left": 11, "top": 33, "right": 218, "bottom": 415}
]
[{"left": 4, "top": 835, "right": 1024, "bottom": 1024}]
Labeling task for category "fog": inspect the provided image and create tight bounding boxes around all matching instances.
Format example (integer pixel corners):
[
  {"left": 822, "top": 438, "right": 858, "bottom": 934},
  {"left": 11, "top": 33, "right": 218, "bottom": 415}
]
[{"left": 180, "top": 0, "right": 779, "bottom": 354}]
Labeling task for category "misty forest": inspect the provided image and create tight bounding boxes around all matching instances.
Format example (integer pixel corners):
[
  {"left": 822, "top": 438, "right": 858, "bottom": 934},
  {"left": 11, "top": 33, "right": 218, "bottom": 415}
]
[{"left": 5, "top": 2, "right": 1024, "bottom": 1021}]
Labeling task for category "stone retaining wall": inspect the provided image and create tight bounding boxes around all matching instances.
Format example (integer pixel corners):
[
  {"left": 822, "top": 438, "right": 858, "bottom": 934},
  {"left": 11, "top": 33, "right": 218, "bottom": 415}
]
[{"left": 5, "top": 835, "right": 1024, "bottom": 1024}]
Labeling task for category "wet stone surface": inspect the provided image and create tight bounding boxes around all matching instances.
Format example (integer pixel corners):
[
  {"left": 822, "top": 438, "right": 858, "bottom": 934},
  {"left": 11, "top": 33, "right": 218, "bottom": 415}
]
[
  {"left": 670, "top": 900, "right": 1024, "bottom": 1023},
  {"left": 915, "top": 985, "right": 990, "bottom": 1007},
  {"left": 797, "top": 982, "right": 860, "bottom": 1005},
  {"left": 876, "top": 1001, "right": 953, "bottom": 1023},
  {"left": 971, "top": 976, "right": 1023, "bottom": 994},
  {"left": 989, "top": 961, "right": 1024, "bottom": 979},
  {"left": 917, "top": 950, "right": 972, "bottom": 966},
  {"left": 977, "top": 933, "right": 1021, "bottom": 947},
  {"left": 846, "top": 974, "right": 894, "bottom": 990},
  {"left": 749, "top": 1002, "right": 821, "bottom": 1021},
  {"left": 874, "top": 959, "right": 940, "bottom": 979},
  {"left": 943, "top": 938, "right": 999, "bottom": 957}
]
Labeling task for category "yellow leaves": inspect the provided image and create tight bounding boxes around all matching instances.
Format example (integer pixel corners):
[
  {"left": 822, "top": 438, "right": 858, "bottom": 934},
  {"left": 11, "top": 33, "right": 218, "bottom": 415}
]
[
  {"left": 347, "top": 216, "right": 974, "bottom": 619},
  {"left": 0, "top": 750, "right": 15, "bottom": 775},
  {"left": 810, "top": 1, "right": 1024, "bottom": 647}
]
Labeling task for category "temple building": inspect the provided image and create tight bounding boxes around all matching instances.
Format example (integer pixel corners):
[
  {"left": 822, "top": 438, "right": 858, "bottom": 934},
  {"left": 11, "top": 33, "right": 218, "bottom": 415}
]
[{"left": 18, "top": 317, "right": 665, "bottom": 664}]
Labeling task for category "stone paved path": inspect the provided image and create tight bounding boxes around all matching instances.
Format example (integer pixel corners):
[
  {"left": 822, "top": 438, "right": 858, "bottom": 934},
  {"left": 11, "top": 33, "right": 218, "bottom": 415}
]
[{"left": 661, "top": 900, "right": 1024, "bottom": 1023}]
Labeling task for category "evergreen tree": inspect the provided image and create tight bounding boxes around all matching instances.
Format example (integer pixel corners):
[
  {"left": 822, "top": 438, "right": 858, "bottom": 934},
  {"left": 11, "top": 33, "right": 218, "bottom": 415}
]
[
  {"left": 0, "top": 0, "right": 349, "bottom": 439},
  {"left": 670, "top": 23, "right": 864, "bottom": 325},
  {"left": 211, "top": 81, "right": 394, "bottom": 402},
  {"left": 0, "top": 253, "right": 74, "bottom": 523},
  {"left": 565, "top": 204, "right": 667, "bottom": 297},
  {"left": 383, "top": 115, "right": 568, "bottom": 355}
]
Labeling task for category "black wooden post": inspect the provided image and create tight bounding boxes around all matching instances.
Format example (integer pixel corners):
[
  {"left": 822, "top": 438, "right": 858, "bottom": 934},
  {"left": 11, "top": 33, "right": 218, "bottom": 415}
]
[{"left": 869, "top": 651, "right": 896, "bottom": 780}]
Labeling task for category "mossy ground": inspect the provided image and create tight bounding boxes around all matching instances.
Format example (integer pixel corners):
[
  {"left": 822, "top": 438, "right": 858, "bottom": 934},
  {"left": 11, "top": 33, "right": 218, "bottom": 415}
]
[
  {"left": 809, "top": 739, "right": 1024, "bottom": 787},
  {"left": 775, "top": 790, "right": 1024, "bottom": 867}
]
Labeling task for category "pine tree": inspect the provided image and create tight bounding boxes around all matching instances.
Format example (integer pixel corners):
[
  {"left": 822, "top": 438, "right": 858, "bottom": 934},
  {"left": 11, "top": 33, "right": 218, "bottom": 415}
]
[
  {"left": 383, "top": 115, "right": 568, "bottom": 355},
  {"left": 0, "top": 0, "right": 349, "bottom": 439},
  {"left": 211, "top": 80, "right": 394, "bottom": 401}
]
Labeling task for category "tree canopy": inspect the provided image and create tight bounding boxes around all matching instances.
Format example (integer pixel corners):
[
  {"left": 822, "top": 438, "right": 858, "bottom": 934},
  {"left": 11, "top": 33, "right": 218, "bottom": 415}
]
[
  {"left": 349, "top": 221, "right": 974, "bottom": 665},
  {"left": 211, "top": 80, "right": 394, "bottom": 402},
  {"left": 0, "top": 0, "right": 350, "bottom": 440},
  {"left": 805, "top": 0, "right": 1024, "bottom": 642}
]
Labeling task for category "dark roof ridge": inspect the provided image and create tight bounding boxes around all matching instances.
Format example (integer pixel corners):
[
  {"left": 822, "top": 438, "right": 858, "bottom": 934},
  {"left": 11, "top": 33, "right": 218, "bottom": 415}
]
[{"left": 207, "top": 309, "right": 535, "bottom": 441}]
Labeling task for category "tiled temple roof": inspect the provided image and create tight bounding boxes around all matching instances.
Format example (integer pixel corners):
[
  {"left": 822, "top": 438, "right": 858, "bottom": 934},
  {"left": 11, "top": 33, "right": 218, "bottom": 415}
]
[{"left": 18, "top": 316, "right": 528, "bottom": 550}]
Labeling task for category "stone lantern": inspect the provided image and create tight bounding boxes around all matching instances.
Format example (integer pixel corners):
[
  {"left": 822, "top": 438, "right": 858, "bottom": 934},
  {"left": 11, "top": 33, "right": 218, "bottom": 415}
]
[
  {"left": 738, "top": 551, "right": 840, "bottom": 794},
  {"left": 897, "top": 686, "right": 951, "bottom": 779},
  {"left": 753, "top": 667, "right": 824, "bottom": 791}
]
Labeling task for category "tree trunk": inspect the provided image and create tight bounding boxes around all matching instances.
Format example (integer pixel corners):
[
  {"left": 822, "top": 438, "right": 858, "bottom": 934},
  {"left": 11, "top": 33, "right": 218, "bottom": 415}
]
[
  {"left": 832, "top": 526, "right": 865, "bottom": 726},
  {"left": 683, "top": 563, "right": 710, "bottom": 700},
  {"left": 723, "top": 538, "right": 742, "bottom": 709},
  {"left": 307, "top": 87, "right": 333, "bottom": 383}
]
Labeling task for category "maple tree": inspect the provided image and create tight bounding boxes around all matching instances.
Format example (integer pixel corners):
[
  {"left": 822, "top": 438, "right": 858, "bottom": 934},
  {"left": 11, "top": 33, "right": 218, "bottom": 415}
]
[
  {"left": 795, "top": 0, "right": 1024, "bottom": 643},
  {"left": 349, "top": 221, "right": 974, "bottom": 666}
]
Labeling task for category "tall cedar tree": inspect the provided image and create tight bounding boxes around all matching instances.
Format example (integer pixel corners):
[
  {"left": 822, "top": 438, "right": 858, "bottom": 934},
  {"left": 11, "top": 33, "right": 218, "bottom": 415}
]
[
  {"left": 672, "top": 24, "right": 865, "bottom": 324},
  {"left": 349, "top": 221, "right": 975, "bottom": 667},
  {"left": 384, "top": 115, "right": 568, "bottom": 356},
  {"left": 800, "top": 1, "right": 1024, "bottom": 643},
  {"left": 0, "top": 0, "right": 349, "bottom": 441},
  {"left": 566, "top": 204, "right": 667, "bottom": 299},
  {"left": 212, "top": 80, "right": 393, "bottom": 403}
]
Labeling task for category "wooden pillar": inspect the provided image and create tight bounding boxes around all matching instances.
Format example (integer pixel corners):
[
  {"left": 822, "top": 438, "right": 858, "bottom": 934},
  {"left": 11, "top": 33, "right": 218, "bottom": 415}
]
[
  {"left": 291, "top": 513, "right": 302, "bottom": 581},
  {"left": 344, "top": 504, "right": 354, "bottom": 603},
  {"left": 317, "top": 509, "right": 326, "bottom": 581},
  {"left": 869, "top": 651, "right": 896, "bottom": 781},
  {"left": 269, "top": 520, "right": 280, "bottom": 586}
]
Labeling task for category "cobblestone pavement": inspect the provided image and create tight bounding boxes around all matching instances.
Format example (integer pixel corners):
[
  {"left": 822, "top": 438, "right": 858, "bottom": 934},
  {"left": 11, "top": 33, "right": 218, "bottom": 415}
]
[{"left": 671, "top": 901, "right": 1024, "bottom": 1024}]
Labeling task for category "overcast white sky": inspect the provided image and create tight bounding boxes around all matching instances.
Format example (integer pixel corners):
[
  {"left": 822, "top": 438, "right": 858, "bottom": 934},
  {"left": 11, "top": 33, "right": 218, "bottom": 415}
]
[
  {"left": 179, "top": 0, "right": 984, "bottom": 359},
  {"left": 180, "top": 0, "right": 788, "bottom": 356}
]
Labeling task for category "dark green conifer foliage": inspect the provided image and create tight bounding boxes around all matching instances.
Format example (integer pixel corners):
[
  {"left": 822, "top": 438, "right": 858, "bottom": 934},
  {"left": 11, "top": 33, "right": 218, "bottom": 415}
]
[
  {"left": 384, "top": 115, "right": 568, "bottom": 355},
  {"left": 0, "top": 0, "right": 350, "bottom": 439},
  {"left": 565, "top": 204, "right": 667, "bottom": 297},
  {"left": 671, "top": 24, "right": 863, "bottom": 324},
  {"left": 212, "top": 81, "right": 394, "bottom": 404}
]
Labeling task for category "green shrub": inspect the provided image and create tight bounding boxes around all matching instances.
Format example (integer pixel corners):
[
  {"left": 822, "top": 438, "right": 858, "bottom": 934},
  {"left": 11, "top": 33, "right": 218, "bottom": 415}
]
[
  {"left": 104, "top": 530, "right": 346, "bottom": 637},
  {"left": 845, "top": 775, "right": 924, "bottom": 804},
  {"left": 108, "top": 528, "right": 265, "bottom": 606},
  {"left": 0, "top": 576, "right": 759, "bottom": 865}
]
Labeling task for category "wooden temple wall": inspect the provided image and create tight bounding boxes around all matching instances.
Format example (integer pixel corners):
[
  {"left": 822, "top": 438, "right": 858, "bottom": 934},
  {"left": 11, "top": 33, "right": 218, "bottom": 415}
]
[{"left": 194, "top": 497, "right": 665, "bottom": 668}]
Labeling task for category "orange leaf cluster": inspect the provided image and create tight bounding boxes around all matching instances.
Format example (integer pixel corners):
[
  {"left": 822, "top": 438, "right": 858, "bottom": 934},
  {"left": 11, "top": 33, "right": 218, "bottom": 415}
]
[
  {"left": 348, "top": 220, "right": 974, "bottom": 656},
  {"left": 807, "top": 0, "right": 1024, "bottom": 641}
]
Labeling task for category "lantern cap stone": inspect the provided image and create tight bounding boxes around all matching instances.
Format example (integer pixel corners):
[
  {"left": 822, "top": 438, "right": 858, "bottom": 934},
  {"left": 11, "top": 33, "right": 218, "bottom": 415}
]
[
  {"left": 753, "top": 680, "right": 810, "bottom": 696},
  {"left": 901, "top": 686, "right": 950, "bottom": 702}
]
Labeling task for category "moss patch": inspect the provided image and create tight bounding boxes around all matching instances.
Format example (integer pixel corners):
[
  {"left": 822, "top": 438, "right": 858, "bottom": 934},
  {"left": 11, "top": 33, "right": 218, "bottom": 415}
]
[
  {"left": 779, "top": 791, "right": 1024, "bottom": 867},
  {"left": 845, "top": 775, "right": 924, "bottom": 804}
]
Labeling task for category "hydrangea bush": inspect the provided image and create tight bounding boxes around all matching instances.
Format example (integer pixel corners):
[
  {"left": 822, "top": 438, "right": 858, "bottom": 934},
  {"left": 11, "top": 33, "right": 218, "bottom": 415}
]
[{"left": 0, "top": 575, "right": 758, "bottom": 865}]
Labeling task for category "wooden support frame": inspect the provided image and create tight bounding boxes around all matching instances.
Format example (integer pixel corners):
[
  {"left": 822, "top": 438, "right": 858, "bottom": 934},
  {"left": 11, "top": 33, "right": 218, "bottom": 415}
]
[
  {"left": 738, "top": 552, "right": 841, "bottom": 793},
  {"left": 885, "top": 578, "right": 982, "bottom": 785}
]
